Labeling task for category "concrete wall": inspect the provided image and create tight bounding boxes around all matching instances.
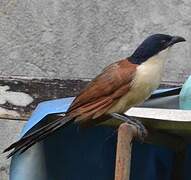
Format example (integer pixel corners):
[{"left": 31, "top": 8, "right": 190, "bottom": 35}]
[
  {"left": 0, "top": 120, "right": 24, "bottom": 180},
  {"left": 0, "top": 0, "right": 190, "bottom": 83},
  {"left": 1, "top": 0, "right": 191, "bottom": 179}
]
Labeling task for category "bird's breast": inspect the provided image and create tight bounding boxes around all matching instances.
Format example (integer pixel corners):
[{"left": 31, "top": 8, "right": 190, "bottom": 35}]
[{"left": 108, "top": 56, "right": 166, "bottom": 114}]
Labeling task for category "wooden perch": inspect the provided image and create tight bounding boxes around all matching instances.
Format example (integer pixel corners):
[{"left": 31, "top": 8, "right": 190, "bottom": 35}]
[{"left": 114, "top": 123, "right": 139, "bottom": 180}]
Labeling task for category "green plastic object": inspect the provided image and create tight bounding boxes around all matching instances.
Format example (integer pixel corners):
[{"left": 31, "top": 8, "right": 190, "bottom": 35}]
[{"left": 180, "top": 76, "right": 191, "bottom": 110}]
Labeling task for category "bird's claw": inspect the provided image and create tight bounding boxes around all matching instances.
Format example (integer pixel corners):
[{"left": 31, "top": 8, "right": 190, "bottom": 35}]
[{"left": 110, "top": 112, "right": 148, "bottom": 141}]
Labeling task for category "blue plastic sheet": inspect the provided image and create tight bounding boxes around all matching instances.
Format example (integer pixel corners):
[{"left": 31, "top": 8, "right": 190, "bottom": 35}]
[{"left": 20, "top": 97, "right": 75, "bottom": 137}]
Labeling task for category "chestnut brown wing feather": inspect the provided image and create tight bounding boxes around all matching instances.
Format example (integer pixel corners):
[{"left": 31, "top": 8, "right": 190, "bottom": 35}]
[{"left": 67, "top": 59, "right": 137, "bottom": 122}]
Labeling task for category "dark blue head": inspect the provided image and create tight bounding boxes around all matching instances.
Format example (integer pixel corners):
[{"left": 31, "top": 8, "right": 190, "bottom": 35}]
[{"left": 129, "top": 34, "right": 186, "bottom": 64}]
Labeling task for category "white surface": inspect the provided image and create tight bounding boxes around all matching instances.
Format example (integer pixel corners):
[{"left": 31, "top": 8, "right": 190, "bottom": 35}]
[
  {"left": 0, "top": 85, "right": 33, "bottom": 107},
  {"left": 126, "top": 107, "right": 191, "bottom": 122}
]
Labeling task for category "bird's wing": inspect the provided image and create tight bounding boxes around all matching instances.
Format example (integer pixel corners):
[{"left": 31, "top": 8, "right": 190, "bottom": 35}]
[
  {"left": 3, "top": 59, "right": 137, "bottom": 157},
  {"left": 67, "top": 59, "right": 137, "bottom": 123}
]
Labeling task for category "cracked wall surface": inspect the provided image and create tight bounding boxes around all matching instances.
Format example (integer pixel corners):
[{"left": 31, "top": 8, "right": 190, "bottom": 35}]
[
  {"left": 0, "top": 0, "right": 191, "bottom": 179},
  {"left": 0, "top": 0, "right": 190, "bottom": 83}
]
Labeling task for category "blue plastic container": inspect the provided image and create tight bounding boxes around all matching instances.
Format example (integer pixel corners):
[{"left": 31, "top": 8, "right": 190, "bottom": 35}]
[{"left": 10, "top": 87, "right": 185, "bottom": 180}]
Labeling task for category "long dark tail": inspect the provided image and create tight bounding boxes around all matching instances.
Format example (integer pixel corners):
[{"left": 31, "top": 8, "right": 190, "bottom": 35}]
[{"left": 3, "top": 115, "right": 73, "bottom": 158}]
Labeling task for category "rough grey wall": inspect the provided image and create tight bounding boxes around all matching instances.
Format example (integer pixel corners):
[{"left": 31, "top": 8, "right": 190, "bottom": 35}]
[
  {"left": 0, "top": 120, "right": 24, "bottom": 180},
  {"left": 0, "top": 0, "right": 190, "bottom": 83}
]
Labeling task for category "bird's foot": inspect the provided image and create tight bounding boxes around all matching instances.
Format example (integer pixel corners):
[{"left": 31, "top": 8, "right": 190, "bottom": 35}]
[{"left": 110, "top": 112, "right": 148, "bottom": 141}]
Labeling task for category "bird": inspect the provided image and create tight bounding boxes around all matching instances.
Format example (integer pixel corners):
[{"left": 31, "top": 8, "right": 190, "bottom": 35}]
[{"left": 3, "top": 34, "right": 186, "bottom": 158}]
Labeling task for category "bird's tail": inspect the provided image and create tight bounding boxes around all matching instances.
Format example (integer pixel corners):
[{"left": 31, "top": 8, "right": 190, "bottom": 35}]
[{"left": 3, "top": 115, "right": 73, "bottom": 158}]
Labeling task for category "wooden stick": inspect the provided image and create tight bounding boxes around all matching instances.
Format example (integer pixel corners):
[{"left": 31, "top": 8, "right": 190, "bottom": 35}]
[{"left": 114, "top": 123, "right": 138, "bottom": 180}]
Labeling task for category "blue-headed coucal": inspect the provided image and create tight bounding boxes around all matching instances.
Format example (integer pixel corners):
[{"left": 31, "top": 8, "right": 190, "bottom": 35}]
[{"left": 4, "top": 34, "right": 186, "bottom": 157}]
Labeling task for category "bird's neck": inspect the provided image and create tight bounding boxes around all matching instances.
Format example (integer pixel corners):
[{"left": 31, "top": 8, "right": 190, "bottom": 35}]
[
  {"left": 134, "top": 48, "right": 170, "bottom": 93},
  {"left": 141, "top": 48, "right": 170, "bottom": 67},
  {"left": 128, "top": 48, "right": 170, "bottom": 65}
]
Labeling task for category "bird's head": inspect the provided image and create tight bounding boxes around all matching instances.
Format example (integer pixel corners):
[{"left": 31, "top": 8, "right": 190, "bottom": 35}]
[{"left": 129, "top": 34, "right": 186, "bottom": 64}]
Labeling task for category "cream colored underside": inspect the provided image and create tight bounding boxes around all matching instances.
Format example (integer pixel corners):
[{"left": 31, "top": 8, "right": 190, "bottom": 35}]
[{"left": 107, "top": 48, "right": 169, "bottom": 114}]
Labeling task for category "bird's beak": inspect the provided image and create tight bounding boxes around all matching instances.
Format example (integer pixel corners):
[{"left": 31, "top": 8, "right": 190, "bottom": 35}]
[{"left": 167, "top": 36, "right": 186, "bottom": 47}]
